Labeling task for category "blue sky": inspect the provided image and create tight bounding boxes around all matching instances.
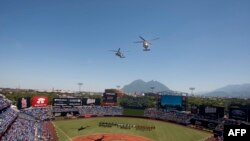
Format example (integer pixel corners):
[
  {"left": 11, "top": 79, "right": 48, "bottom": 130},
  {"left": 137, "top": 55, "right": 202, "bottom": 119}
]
[{"left": 0, "top": 0, "right": 249, "bottom": 93}]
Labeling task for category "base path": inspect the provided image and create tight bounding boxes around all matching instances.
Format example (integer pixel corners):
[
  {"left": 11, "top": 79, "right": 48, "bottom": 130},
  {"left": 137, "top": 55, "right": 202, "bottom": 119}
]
[{"left": 72, "top": 133, "right": 154, "bottom": 141}]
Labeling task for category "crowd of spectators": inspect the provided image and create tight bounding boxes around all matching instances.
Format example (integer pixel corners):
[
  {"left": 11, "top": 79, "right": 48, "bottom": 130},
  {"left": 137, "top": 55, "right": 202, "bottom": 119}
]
[
  {"left": 0, "top": 110, "right": 54, "bottom": 141},
  {"left": 0, "top": 98, "right": 10, "bottom": 111},
  {"left": 52, "top": 106, "right": 124, "bottom": 116},
  {"left": 1, "top": 105, "right": 124, "bottom": 140},
  {"left": 0, "top": 107, "right": 52, "bottom": 140},
  {"left": 1, "top": 113, "right": 37, "bottom": 141},
  {"left": 21, "top": 107, "right": 53, "bottom": 120},
  {"left": 36, "top": 121, "right": 53, "bottom": 141},
  {"left": 18, "top": 112, "right": 36, "bottom": 121},
  {"left": 53, "top": 107, "right": 79, "bottom": 113},
  {"left": 0, "top": 108, "right": 18, "bottom": 135},
  {"left": 78, "top": 106, "right": 123, "bottom": 116},
  {"left": 144, "top": 108, "right": 193, "bottom": 125}
]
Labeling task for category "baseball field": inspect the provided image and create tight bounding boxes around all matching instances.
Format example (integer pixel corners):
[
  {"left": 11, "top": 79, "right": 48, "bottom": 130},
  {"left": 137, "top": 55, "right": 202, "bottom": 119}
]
[{"left": 53, "top": 117, "right": 212, "bottom": 141}]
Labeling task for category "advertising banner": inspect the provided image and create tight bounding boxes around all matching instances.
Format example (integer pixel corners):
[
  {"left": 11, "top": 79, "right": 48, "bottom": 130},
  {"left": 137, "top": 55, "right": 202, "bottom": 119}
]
[{"left": 32, "top": 96, "right": 48, "bottom": 107}]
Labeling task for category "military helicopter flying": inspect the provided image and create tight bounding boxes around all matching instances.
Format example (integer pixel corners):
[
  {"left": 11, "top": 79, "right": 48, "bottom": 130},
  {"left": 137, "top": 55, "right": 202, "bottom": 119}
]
[
  {"left": 109, "top": 48, "right": 125, "bottom": 58},
  {"left": 134, "top": 36, "right": 160, "bottom": 51}
]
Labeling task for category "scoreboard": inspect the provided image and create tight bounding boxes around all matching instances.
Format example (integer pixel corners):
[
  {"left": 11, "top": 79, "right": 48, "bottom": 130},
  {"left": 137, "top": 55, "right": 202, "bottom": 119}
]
[
  {"left": 205, "top": 106, "right": 217, "bottom": 113},
  {"left": 53, "top": 98, "right": 68, "bottom": 106},
  {"left": 102, "top": 93, "right": 117, "bottom": 106},
  {"left": 229, "top": 108, "right": 248, "bottom": 121},
  {"left": 198, "top": 105, "right": 224, "bottom": 119},
  {"left": 53, "top": 98, "right": 82, "bottom": 107}
]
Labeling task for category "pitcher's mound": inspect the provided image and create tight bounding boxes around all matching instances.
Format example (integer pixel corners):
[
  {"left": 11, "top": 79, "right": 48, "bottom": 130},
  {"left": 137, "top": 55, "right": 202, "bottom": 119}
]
[{"left": 72, "top": 133, "right": 154, "bottom": 141}]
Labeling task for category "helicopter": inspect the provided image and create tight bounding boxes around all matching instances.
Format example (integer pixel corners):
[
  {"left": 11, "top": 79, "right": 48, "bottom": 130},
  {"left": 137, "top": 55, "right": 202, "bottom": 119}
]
[
  {"left": 134, "top": 36, "right": 160, "bottom": 51},
  {"left": 109, "top": 48, "right": 125, "bottom": 58}
]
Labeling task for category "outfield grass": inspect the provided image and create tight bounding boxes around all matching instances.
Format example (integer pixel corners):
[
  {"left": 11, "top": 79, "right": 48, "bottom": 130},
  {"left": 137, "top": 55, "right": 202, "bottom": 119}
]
[{"left": 53, "top": 117, "right": 212, "bottom": 141}]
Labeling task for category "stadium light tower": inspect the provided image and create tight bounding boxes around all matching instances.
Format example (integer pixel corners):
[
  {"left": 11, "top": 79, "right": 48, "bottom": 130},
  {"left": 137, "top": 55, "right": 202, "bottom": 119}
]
[
  {"left": 189, "top": 87, "right": 195, "bottom": 95},
  {"left": 78, "top": 83, "right": 83, "bottom": 92}
]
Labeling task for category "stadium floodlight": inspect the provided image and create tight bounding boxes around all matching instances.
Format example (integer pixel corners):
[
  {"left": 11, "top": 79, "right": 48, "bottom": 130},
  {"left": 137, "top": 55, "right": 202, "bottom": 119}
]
[
  {"left": 78, "top": 83, "right": 83, "bottom": 92},
  {"left": 189, "top": 87, "right": 195, "bottom": 95},
  {"left": 116, "top": 85, "right": 121, "bottom": 89}
]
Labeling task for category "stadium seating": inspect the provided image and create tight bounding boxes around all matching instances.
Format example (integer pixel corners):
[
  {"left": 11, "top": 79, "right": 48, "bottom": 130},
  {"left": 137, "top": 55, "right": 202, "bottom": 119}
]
[
  {"left": 144, "top": 108, "right": 193, "bottom": 125},
  {"left": 21, "top": 107, "right": 53, "bottom": 120},
  {"left": 0, "top": 108, "right": 18, "bottom": 135},
  {"left": 1, "top": 114, "right": 36, "bottom": 141},
  {"left": 0, "top": 98, "right": 10, "bottom": 111},
  {"left": 53, "top": 107, "right": 79, "bottom": 113},
  {"left": 78, "top": 106, "right": 123, "bottom": 116}
]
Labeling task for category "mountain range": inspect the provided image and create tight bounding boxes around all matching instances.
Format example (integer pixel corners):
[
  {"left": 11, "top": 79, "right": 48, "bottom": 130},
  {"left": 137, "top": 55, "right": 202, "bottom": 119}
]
[
  {"left": 204, "top": 83, "right": 250, "bottom": 98},
  {"left": 122, "top": 79, "right": 250, "bottom": 98},
  {"left": 122, "top": 79, "right": 169, "bottom": 94}
]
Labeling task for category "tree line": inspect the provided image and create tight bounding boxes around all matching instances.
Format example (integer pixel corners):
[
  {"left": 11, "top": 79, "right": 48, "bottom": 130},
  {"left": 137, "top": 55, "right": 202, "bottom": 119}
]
[{"left": 2, "top": 90, "right": 250, "bottom": 112}]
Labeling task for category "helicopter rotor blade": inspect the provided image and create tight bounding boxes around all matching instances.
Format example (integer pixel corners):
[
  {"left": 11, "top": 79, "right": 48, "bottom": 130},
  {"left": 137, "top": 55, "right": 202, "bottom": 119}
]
[
  {"left": 150, "top": 37, "right": 160, "bottom": 41},
  {"left": 139, "top": 36, "right": 146, "bottom": 41}
]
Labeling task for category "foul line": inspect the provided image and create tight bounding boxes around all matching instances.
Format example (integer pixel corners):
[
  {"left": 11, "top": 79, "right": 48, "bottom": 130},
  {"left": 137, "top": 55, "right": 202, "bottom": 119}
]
[{"left": 52, "top": 122, "right": 72, "bottom": 141}]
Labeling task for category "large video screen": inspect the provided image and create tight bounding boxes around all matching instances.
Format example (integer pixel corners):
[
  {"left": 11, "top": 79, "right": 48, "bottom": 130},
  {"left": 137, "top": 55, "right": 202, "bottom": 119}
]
[
  {"left": 17, "top": 97, "right": 31, "bottom": 109},
  {"left": 160, "top": 95, "right": 182, "bottom": 107}
]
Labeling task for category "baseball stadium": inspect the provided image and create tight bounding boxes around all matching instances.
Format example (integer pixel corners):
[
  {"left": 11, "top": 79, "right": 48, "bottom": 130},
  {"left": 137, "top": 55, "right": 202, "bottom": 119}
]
[
  {"left": 1, "top": 0, "right": 250, "bottom": 141},
  {"left": 1, "top": 89, "right": 250, "bottom": 141}
]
